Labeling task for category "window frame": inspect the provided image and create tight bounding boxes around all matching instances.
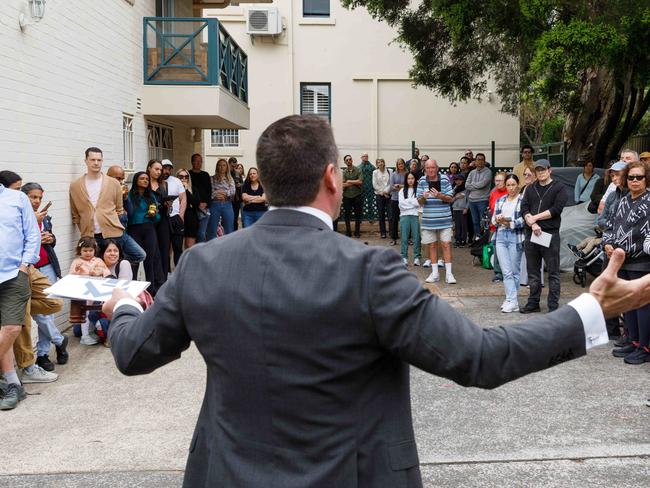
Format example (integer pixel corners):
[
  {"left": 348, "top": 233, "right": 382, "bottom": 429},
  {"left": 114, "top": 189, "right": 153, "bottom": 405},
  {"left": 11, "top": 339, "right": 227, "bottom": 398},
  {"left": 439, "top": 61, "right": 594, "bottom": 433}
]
[
  {"left": 211, "top": 129, "right": 240, "bottom": 148},
  {"left": 302, "top": 0, "right": 330, "bottom": 18},
  {"left": 300, "top": 83, "right": 331, "bottom": 121},
  {"left": 122, "top": 114, "right": 135, "bottom": 170}
]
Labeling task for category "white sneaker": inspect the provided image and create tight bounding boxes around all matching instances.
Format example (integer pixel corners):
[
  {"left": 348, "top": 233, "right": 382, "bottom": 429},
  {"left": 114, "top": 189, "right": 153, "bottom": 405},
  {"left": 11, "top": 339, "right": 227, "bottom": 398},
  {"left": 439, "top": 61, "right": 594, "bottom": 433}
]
[
  {"left": 80, "top": 335, "right": 99, "bottom": 346},
  {"left": 423, "top": 259, "right": 432, "bottom": 268},
  {"left": 413, "top": 258, "right": 421, "bottom": 266},
  {"left": 502, "top": 301, "right": 520, "bottom": 313},
  {"left": 437, "top": 259, "right": 445, "bottom": 268},
  {"left": 21, "top": 365, "right": 58, "bottom": 384},
  {"left": 445, "top": 273, "right": 457, "bottom": 284},
  {"left": 402, "top": 258, "right": 408, "bottom": 266},
  {"left": 500, "top": 300, "right": 509, "bottom": 310},
  {"left": 425, "top": 272, "right": 439, "bottom": 283}
]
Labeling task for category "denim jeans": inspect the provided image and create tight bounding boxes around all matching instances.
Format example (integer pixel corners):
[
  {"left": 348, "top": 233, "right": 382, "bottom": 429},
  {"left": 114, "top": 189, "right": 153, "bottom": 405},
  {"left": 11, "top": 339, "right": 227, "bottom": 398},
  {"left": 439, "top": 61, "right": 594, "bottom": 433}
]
[
  {"left": 242, "top": 209, "right": 266, "bottom": 228},
  {"left": 196, "top": 211, "right": 209, "bottom": 242},
  {"left": 400, "top": 215, "right": 421, "bottom": 260},
  {"left": 468, "top": 200, "right": 489, "bottom": 236},
  {"left": 32, "top": 264, "right": 65, "bottom": 356},
  {"left": 495, "top": 230, "right": 523, "bottom": 303},
  {"left": 95, "top": 233, "right": 146, "bottom": 264},
  {"left": 207, "top": 201, "right": 234, "bottom": 240}
]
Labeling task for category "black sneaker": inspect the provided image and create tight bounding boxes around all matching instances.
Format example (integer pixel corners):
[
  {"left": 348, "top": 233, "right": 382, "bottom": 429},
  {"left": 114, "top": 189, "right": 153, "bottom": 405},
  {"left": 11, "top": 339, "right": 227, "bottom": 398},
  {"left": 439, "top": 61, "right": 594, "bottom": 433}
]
[
  {"left": 55, "top": 334, "right": 69, "bottom": 365},
  {"left": 612, "top": 344, "right": 637, "bottom": 358},
  {"left": 520, "top": 305, "right": 541, "bottom": 314},
  {"left": 0, "top": 383, "right": 26, "bottom": 410},
  {"left": 624, "top": 347, "right": 650, "bottom": 365},
  {"left": 36, "top": 355, "right": 55, "bottom": 372},
  {"left": 614, "top": 335, "right": 630, "bottom": 348}
]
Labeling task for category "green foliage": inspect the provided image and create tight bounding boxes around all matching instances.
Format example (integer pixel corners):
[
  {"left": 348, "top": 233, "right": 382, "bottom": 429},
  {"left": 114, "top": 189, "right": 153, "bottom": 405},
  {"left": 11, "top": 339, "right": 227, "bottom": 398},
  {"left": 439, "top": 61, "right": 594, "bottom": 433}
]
[{"left": 341, "top": 0, "right": 650, "bottom": 115}]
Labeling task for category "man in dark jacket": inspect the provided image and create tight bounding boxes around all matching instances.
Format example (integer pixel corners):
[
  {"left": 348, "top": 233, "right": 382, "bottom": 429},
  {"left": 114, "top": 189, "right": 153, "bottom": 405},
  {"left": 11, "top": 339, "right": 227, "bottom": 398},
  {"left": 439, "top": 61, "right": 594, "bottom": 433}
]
[{"left": 520, "top": 159, "right": 569, "bottom": 313}]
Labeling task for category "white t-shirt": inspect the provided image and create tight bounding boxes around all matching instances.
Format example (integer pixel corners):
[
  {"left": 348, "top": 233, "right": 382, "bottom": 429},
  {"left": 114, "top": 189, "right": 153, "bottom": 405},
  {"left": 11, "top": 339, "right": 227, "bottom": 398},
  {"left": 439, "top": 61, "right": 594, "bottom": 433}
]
[
  {"left": 500, "top": 197, "right": 518, "bottom": 220},
  {"left": 165, "top": 175, "right": 185, "bottom": 217},
  {"left": 85, "top": 174, "right": 103, "bottom": 234},
  {"left": 600, "top": 182, "right": 616, "bottom": 203}
]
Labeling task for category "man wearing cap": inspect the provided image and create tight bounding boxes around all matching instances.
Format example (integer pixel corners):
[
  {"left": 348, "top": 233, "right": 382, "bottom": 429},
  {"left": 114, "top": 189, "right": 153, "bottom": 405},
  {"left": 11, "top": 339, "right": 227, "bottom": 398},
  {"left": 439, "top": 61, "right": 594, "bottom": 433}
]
[
  {"left": 520, "top": 159, "right": 569, "bottom": 313},
  {"left": 598, "top": 149, "right": 639, "bottom": 214},
  {"left": 161, "top": 159, "right": 186, "bottom": 268},
  {"left": 639, "top": 151, "right": 650, "bottom": 165}
]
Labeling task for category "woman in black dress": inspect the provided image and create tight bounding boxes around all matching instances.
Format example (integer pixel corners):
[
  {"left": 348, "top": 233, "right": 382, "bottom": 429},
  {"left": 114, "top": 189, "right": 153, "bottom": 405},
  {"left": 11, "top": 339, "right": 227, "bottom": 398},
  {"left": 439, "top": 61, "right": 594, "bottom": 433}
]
[
  {"left": 147, "top": 159, "right": 170, "bottom": 287},
  {"left": 176, "top": 168, "right": 200, "bottom": 249}
]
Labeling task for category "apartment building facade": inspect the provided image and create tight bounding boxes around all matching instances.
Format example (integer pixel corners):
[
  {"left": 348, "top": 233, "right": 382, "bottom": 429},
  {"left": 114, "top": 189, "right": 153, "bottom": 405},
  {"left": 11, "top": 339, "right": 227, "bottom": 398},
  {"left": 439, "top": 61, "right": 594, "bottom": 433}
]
[{"left": 204, "top": 0, "right": 519, "bottom": 171}]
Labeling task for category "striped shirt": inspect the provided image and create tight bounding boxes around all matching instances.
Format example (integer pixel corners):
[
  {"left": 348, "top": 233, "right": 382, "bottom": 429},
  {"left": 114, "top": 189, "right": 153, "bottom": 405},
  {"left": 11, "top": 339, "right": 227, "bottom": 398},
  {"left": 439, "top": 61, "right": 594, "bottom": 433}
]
[{"left": 416, "top": 176, "right": 453, "bottom": 230}]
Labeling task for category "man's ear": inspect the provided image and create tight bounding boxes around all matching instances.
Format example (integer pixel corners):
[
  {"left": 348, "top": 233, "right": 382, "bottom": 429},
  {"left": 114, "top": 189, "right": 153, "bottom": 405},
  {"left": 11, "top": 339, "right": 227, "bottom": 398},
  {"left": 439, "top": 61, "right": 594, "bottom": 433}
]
[{"left": 323, "top": 163, "right": 339, "bottom": 194}]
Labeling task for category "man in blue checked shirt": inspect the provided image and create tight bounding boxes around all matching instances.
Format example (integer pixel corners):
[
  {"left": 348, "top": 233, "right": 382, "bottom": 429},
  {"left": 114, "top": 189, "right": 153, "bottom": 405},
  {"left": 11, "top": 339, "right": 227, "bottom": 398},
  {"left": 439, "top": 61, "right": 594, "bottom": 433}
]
[{"left": 0, "top": 173, "right": 40, "bottom": 410}]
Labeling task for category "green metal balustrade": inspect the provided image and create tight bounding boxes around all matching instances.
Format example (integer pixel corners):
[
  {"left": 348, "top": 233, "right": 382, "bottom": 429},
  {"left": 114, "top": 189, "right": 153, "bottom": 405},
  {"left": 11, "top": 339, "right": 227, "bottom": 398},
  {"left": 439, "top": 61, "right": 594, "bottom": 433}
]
[{"left": 143, "top": 17, "right": 248, "bottom": 104}]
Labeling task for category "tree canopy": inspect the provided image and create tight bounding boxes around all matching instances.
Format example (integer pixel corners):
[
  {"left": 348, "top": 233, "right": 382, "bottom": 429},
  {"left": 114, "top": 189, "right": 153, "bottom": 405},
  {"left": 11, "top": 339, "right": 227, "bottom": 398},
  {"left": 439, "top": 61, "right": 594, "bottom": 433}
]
[{"left": 342, "top": 0, "right": 650, "bottom": 166}]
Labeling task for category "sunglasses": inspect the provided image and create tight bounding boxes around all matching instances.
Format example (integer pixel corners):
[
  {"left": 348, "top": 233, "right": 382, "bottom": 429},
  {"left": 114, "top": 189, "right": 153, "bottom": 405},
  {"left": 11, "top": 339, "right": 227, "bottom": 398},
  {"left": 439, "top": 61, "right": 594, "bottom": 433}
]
[
  {"left": 178, "top": 175, "right": 189, "bottom": 180},
  {"left": 627, "top": 174, "right": 645, "bottom": 181}
]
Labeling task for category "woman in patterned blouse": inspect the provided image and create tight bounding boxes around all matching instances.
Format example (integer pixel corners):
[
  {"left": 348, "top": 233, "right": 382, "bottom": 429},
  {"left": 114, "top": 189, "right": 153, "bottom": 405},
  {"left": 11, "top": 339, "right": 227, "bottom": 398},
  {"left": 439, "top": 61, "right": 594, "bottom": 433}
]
[{"left": 207, "top": 158, "right": 236, "bottom": 240}]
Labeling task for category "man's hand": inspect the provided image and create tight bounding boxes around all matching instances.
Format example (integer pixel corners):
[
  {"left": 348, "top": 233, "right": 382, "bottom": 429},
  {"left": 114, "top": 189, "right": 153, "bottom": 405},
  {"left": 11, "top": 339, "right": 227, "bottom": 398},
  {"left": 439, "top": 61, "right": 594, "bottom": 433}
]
[
  {"left": 199, "top": 202, "right": 207, "bottom": 210},
  {"left": 525, "top": 214, "right": 536, "bottom": 226},
  {"left": 590, "top": 248, "right": 650, "bottom": 318},
  {"left": 102, "top": 287, "right": 137, "bottom": 319},
  {"left": 604, "top": 244, "right": 614, "bottom": 258},
  {"left": 531, "top": 223, "right": 542, "bottom": 236}
]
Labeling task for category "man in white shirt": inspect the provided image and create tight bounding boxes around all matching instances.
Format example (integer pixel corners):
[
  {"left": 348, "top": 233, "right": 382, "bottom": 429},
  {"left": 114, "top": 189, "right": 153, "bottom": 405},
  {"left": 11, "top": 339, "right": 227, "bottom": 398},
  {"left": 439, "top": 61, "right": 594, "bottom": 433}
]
[
  {"left": 598, "top": 149, "right": 639, "bottom": 213},
  {"left": 161, "top": 160, "right": 186, "bottom": 267}
]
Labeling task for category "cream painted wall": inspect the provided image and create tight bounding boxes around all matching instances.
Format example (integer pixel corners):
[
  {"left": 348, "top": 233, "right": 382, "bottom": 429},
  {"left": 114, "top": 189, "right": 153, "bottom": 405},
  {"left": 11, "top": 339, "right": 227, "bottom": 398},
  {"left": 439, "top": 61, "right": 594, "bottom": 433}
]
[{"left": 204, "top": 0, "right": 519, "bottom": 170}]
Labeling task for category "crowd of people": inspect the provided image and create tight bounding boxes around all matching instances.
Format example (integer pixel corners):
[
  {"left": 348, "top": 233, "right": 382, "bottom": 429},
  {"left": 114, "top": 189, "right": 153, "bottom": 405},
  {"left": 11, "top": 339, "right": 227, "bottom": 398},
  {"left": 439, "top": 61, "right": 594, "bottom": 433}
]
[
  {"left": 0, "top": 148, "right": 268, "bottom": 410},
  {"left": 1, "top": 142, "right": 649, "bottom": 411}
]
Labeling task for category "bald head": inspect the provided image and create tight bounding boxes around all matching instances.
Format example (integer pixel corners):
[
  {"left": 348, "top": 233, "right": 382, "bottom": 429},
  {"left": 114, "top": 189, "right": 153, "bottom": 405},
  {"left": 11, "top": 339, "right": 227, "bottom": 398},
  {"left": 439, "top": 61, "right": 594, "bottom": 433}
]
[
  {"left": 424, "top": 159, "right": 439, "bottom": 178},
  {"left": 107, "top": 165, "right": 125, "bottom": 183}
]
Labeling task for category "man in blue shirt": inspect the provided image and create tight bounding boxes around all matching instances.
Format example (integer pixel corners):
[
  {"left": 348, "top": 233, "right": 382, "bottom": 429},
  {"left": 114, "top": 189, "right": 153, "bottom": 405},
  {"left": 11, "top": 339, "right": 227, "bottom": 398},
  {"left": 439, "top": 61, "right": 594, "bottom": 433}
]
[{"left": 0, "top": 176, "right": 41, "bottom": 410}]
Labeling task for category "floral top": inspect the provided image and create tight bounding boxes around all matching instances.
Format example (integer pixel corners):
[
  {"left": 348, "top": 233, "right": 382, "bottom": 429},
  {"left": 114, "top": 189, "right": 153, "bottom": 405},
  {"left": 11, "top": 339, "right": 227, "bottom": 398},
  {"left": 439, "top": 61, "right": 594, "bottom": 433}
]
[{"left": 211, "top": 176, "right": 235, "bottom": 202}]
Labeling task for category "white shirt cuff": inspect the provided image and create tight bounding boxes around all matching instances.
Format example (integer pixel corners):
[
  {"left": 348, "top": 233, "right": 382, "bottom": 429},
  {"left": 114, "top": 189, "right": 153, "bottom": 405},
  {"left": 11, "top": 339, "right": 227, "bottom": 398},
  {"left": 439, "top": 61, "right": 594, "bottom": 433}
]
[
  {"left": 114, "top": 298, "right": 143, "bottom": 314},
  {"left": 567, "top": 293, "right": 608, "bottom": 350}
]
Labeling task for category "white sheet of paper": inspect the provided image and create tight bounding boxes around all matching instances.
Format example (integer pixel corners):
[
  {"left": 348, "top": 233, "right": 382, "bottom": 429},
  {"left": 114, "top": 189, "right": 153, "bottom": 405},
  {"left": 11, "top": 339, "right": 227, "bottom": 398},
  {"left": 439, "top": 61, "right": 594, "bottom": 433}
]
[
  {"left": 530, "top": 230, "right": 552, "bottom": 248},
  {"left": 44, "top": 275, "right": 150, "bottom": 302}
]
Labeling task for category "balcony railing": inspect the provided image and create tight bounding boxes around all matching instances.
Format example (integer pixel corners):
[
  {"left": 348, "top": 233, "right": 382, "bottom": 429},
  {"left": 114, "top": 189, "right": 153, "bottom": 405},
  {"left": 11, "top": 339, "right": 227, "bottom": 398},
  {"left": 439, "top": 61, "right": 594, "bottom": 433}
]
[{"left": 143, "top": 17, "right": 248, "bottom": 104}]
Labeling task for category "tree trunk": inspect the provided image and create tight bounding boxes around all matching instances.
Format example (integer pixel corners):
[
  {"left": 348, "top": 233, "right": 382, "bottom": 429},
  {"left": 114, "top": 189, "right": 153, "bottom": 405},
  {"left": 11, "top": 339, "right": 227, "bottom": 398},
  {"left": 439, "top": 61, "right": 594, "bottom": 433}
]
[{"left": 564, "top": 67, "right": 624, "bottom": 167}]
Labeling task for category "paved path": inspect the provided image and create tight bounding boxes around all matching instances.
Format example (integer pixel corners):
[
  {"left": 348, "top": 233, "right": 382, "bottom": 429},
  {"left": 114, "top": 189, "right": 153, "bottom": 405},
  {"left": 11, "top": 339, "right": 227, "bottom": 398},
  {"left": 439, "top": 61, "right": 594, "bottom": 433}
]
[{"left": 2, "top": 231, "right": 649, "bottom": 487}]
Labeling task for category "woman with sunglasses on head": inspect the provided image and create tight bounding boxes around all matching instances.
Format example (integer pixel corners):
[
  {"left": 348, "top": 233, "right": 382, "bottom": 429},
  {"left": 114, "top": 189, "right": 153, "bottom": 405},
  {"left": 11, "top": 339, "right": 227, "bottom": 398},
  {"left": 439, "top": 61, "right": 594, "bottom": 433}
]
[
  {"left": 176, "top": 169, "right": 200, "bottom": 249},
  {"left": 604, "top": 161, "right": 650, "bottom": 364}
]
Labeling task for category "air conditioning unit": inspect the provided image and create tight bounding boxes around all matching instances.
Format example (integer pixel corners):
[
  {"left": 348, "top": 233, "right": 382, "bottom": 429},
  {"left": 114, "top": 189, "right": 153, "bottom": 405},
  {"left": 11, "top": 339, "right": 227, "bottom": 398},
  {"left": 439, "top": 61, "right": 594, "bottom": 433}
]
[{"left": 246, "top": 7, "right": 282, "bottom": 35}]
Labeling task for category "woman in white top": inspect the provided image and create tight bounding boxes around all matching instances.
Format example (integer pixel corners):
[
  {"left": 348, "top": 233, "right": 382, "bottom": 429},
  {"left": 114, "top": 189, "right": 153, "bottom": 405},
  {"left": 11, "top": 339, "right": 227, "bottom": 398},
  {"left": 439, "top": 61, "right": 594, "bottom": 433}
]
[
  {"left": 491, "top": 174, "right": 525, "bottom": 313},
  {"left": 398, "top": 172, "right": 422, "bottom": 266},
  {"left": 372, "top": 158, "right": 391, "bottom": 238}
]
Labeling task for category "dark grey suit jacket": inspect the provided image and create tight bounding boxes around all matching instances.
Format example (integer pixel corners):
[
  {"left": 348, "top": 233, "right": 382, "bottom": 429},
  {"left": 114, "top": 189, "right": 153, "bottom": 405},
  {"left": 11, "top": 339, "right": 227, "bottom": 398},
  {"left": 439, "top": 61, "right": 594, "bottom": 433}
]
[{"left": 109, "top": 209, "right": 586, "bottom": 488}]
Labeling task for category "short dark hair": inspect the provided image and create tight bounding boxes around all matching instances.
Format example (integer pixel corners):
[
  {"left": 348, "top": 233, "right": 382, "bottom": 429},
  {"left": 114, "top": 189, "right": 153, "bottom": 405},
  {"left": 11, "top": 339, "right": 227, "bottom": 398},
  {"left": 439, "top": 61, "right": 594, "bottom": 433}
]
[
  {"left": 191, "top": 153, "right": 202, "bottom": 163},
  {"left": 228, "top": 157, "right": 238, "bottom": 165},
  {"left": 621, "top": 161, "right": 649, "bottom": 189},
  {"left": 521, "top": 144, "right": 534, "bottom": 153},
  {"left": 459, "top": 156, "right": 470, "bottom": 164},
  {"left": 343, "top": 154, "right": 352, "bottom": 162},
  {"left": 0, "top": 170, "right": 22, "bottom": 187},
  {"left": 256, "top": 115, "right": 338, "bottom": 207},
  {"left": 475, "top": 153, "right": 486, "bottom": 160},
  {"left": 76, "top": 236, "right": 100, "bottom": 256},
  {"left": 100, "top": 238, "right": 125, "bottom": 271},
  {"left": 85, "top": 147, "right": 103, "bottom": 159},
  {"left": 505, "top": 173, "right": 520, "bottom": 185}
]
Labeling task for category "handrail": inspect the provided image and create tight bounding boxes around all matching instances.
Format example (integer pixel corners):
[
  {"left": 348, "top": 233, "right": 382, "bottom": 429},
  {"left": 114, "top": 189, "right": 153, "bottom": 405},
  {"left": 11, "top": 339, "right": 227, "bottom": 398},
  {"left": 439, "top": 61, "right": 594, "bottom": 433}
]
[{"left": 143, "top": 17, "right": 248, "bottom": 104}]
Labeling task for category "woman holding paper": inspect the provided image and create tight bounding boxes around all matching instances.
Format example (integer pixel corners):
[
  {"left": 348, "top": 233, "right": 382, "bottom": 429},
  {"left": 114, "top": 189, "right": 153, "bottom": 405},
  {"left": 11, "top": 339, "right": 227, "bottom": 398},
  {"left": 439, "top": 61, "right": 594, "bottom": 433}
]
[{"left": 492, "top": 174, "right": 525, "bottom": 313}]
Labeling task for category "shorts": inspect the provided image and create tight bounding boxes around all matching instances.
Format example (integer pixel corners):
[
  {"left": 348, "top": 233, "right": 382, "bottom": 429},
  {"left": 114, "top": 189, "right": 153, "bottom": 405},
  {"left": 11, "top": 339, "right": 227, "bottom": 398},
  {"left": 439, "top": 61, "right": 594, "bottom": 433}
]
[
  {"left": 421, "top": 228, "right": 452, "bottom": 244},
  {"left": 0, "top": 271, "right": 31, "bottom": 326}
]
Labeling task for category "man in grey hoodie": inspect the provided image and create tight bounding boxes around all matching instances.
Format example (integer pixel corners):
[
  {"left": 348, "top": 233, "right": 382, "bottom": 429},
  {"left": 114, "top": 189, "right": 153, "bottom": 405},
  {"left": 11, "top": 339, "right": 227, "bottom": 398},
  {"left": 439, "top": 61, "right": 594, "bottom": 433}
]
[{"left": 464, "top": 153, "right": 492, "bottom": 237}]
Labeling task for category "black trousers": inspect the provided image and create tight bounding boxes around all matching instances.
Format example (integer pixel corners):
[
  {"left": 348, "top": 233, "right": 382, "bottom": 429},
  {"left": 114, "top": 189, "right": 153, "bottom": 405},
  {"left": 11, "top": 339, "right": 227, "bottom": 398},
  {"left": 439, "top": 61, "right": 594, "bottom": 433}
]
[
  {"left": 155, "top": 216, "right": 171, "bottom": 284},
  {"left": 127, "top": 223, "right": 162, "bottom": 294},
  {"left": 232, "top": 200, "right": 241, "bottom": 231},
  {"left": 602, "top": 257, "right": 623, "bottom": 338},
  {"left": 619, "top": 269, "right": 650, "bottom": 346},
  {"left": 466, "top": 209, "right": 474, "bottom": 240},
  {"left": 375, "top": 195, "right": 390, "bottom": 236},
  {"left": 525, "top": 232, "right": 561, "bottom": 309},
  {"left": 452, "top": 210, "right": 467, "bottom": 243},
  {"left": 388, "top": 199, "right": 400, "bottom": 240},
  {"left": 342, "top": 195, "right": 363, "bottom": 236}
]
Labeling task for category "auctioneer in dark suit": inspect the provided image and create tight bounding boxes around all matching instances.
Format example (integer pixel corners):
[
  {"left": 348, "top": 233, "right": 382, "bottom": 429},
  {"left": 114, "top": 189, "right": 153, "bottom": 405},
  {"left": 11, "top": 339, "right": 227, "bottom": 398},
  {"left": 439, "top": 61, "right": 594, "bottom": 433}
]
[{"left": 109, "top": 209, "right": 588, "bottom": 488}]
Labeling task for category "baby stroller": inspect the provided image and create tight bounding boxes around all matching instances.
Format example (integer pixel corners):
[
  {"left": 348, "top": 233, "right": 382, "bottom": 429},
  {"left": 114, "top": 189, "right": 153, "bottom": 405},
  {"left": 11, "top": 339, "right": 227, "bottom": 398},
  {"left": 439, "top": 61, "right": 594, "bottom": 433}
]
[
  {"left": 470, "top": 207, "right": 493, "bottom": 267},
  {"left": 567, "top": 240, "right": 604, "bottom": 288}
]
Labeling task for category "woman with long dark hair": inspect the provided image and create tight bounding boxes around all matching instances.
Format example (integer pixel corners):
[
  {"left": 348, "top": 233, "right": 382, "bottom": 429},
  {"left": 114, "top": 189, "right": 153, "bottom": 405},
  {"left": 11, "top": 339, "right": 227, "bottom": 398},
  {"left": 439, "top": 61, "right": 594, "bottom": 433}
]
[
  {"left": 241, "top": 167, "right": 267, "bottom": 227},
  {"left": 398, "top": 172, "right": 421, "bottom": 265},
  {"left": 147, "top": 159, "right": 171, "bottom": 285},
  {"left": 388, "top": 158, "right": 408, "bottom": 245},
  {"left": 126, "top": 171, "right": 162, "bottom": 294}
]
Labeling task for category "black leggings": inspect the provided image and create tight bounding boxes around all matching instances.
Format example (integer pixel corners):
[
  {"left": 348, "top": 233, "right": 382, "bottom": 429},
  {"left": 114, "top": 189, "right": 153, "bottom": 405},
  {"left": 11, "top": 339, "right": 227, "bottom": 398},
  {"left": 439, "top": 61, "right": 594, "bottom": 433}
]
[
  {"left": 127, "top": 223, "right": 162, "bottom": 294},
  {"left": 389, "top": 200, "right": 400, "bottom": 240}
]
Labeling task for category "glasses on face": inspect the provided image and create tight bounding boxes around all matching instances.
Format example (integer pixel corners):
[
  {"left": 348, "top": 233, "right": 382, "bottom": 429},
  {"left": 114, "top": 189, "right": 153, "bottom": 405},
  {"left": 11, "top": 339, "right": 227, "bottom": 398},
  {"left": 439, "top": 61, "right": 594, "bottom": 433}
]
[
  {"left": 627, "top": 174, "right": 645, "bottom": 181},
  {"left": 178, "top": 174, "right": 189, "bottom": 180},
  {"left": 522, "top": 150, "right": 532, "bottom": 154}
]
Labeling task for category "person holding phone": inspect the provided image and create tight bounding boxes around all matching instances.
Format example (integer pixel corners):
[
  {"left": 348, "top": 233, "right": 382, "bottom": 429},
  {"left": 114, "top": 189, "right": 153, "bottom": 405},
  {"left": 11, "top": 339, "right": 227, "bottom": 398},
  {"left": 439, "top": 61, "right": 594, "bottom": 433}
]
[{"left": 492, "top": 174, "right": 526, "bottom": 313}]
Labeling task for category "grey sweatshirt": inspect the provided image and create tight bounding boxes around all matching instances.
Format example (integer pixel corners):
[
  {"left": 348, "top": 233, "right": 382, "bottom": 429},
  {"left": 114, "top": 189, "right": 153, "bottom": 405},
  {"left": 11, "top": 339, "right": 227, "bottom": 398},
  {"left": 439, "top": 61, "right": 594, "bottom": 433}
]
[{"left": 465, "top": 167, "right": 492, "bottom": 202}]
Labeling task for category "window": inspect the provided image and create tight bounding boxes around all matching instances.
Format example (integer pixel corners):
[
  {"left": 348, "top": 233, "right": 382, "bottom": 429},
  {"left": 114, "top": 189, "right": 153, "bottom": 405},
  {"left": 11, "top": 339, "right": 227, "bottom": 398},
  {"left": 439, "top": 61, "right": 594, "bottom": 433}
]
[
  {"left": 122, "top": 114, "right": 134, "bottom": 170},
  {"left": 211, "top": 129, "right": 240, "bottom": 148},
  {"left": 303, "top": 0, "right": 330, "bottom": 17},
  {"left": 148, "top": 122, "right": 174, "bottom": 162},
  {"left": 300, "top": 83, "right": 331, "bottom": 120}
]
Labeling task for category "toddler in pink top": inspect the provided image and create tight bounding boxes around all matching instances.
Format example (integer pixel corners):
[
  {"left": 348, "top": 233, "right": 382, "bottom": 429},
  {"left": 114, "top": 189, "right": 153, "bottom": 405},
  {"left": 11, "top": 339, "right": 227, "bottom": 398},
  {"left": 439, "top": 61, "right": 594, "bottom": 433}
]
[{"left": 69, "top": 237, "right": 110, "bottom": 345}]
